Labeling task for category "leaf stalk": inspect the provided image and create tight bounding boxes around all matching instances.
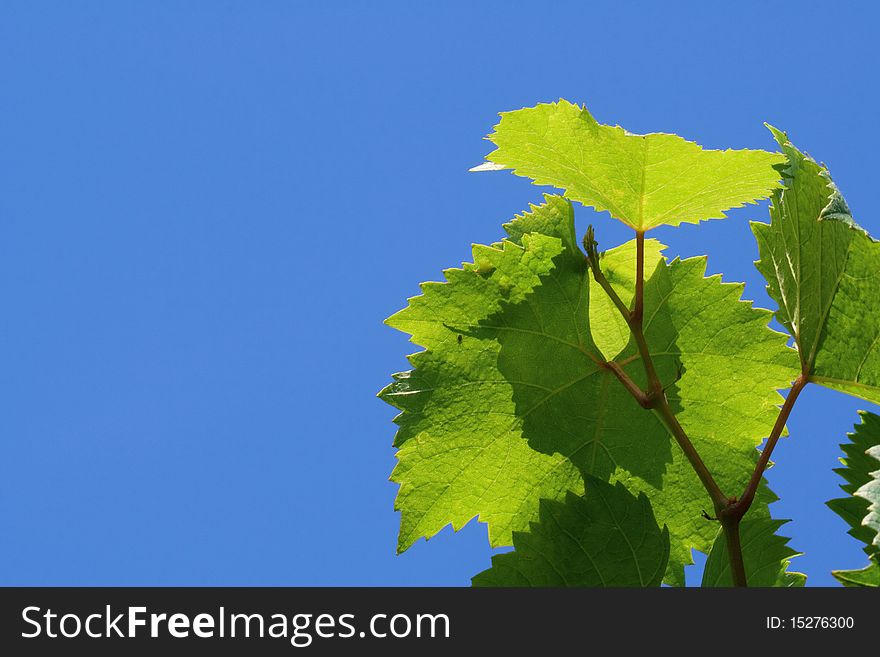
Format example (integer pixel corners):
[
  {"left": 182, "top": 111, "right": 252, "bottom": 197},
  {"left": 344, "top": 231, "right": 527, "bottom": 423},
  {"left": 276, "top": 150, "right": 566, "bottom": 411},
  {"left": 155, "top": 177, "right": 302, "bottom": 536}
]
[
  {"left": 588, "top": 229, "right": 727, "bottom": 512},
  {"left": 730, "top": 372, "right": 809, "bottom": 521},
  {"left": 588, "top": 227, "right": 811, "bottom": 588}
]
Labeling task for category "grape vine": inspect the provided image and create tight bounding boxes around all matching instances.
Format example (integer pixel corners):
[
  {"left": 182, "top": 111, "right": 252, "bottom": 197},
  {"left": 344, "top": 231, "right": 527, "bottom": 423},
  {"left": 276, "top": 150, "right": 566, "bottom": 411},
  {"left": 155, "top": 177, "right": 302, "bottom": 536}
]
[{"left": 380, "top": 100, "right": 880, "bottom": 587}]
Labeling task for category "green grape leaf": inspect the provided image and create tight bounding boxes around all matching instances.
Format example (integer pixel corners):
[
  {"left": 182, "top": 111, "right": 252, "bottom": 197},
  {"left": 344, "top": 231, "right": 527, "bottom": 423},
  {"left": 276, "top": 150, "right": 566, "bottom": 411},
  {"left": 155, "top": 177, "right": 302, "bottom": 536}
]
[
  {"left": 856, "top": 445, "right": 880, "bottom": 550},
  {"left": 472, "top": 477, "right": 669, "bottom": 587},
  {"left": 380, "top": 197, "right": 584, "bottom": 552},
  {"left": 753, "top": 127, "right": 880, "bottom": 402},
  {"left": 701, "top": 518, "right": 805, "bottom": 587},
  {"left": 827, "top": 411, "right": 880, "bottom": 585},
  {"left": 472, "top": 99, "right": 785, "bottom": 231},
  {"left": 826, "top": 410, "right": 880, "bottom": 556},
  {"left": 832, "top": 561, "right": 880, "bottom": 587},
  {"left": 380, "top": 195, "right": 798, "bottom": 587}
]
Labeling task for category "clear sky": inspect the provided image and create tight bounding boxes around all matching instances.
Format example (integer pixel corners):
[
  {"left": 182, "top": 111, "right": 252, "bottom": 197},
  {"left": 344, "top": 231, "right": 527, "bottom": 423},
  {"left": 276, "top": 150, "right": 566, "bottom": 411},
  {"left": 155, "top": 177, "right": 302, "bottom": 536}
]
[{"left": 0, "top": 1, "right": 877, "bottom": 586}]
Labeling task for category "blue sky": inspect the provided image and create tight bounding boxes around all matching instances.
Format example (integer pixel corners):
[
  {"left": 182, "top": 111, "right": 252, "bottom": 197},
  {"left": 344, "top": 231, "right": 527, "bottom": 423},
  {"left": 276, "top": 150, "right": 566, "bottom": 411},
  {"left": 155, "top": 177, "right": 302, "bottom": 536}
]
[{"left": 0, "top": 1, "right": 877, "bottom": 586}]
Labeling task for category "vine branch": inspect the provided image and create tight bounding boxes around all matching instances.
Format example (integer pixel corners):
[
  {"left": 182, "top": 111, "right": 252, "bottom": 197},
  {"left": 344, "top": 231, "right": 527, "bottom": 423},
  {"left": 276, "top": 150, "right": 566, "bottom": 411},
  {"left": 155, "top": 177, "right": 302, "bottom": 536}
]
[
  {"left": 715, "top": 374, "right": 807, "bottom": 587},
  {"left": 722, "top": 519, "right": 747, "bottom": 588},
  {"left": 584, "top": 228, "right": 727, "bottom": 513},
  {"left": 585, "top": 226, "right": 812, "bottom": 588},
  {"left": 729, "top": 372, "right": 809, "bottom": 521}
]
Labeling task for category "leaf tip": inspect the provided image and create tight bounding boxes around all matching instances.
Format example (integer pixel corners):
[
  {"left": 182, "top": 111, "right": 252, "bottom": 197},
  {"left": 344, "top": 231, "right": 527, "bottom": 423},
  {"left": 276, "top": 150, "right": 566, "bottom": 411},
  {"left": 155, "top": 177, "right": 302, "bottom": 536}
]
[
  {"left": 764, "top": 123, "right": 787, "bottom": 146},
  {"left": 469, "top": 161, "right": 506, "bottom": 172}
]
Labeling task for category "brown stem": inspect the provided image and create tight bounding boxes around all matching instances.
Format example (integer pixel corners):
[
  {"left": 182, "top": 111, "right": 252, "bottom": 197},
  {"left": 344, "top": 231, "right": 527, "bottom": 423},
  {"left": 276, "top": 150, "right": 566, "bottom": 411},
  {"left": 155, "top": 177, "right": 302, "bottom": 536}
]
[
  {"left": 584, "top": 227, "right": 632, "bottom": 322},
  {"left": 587, "top": 227, "right": 815, "bottom": 587},
  {"left": 604, "top": 361, "right": 652, "bottom": 408},
  {"left": 717, "top": 333, "right": 808, "bottom": 587},
  {"left": 585, "top": 227, "right": 812, "bottom": 586},
  {"left": 730, "top": 372, "right": 809, "bottom": 521},
  {"left": 652, "top": 395, "right": 727, "bottom": 511},
  {"left": 587, "top": 229, "right": 727, "bottom": 512},
  {"left": 633, "top": 228, "right": 645, "bottom": 323},
  {"left": 629, "top": 315, "right": 664, "bottom": 397},
  {"left": 625, "top": 232, "right": 663, "bottom": 398},
  {"left": 721, "top": 517, "right": 747, "bottom": 587}
]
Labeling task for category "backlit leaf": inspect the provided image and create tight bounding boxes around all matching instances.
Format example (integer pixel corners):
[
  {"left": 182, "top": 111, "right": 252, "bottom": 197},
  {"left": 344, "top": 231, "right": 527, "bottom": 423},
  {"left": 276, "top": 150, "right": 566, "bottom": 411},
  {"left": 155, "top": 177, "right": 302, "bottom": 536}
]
[
  {"left": 473, "top": 477, "right": 669, "bottom": 587},
  {"left": 474, "top": 99, "right": 784, "bottom": 231}
]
